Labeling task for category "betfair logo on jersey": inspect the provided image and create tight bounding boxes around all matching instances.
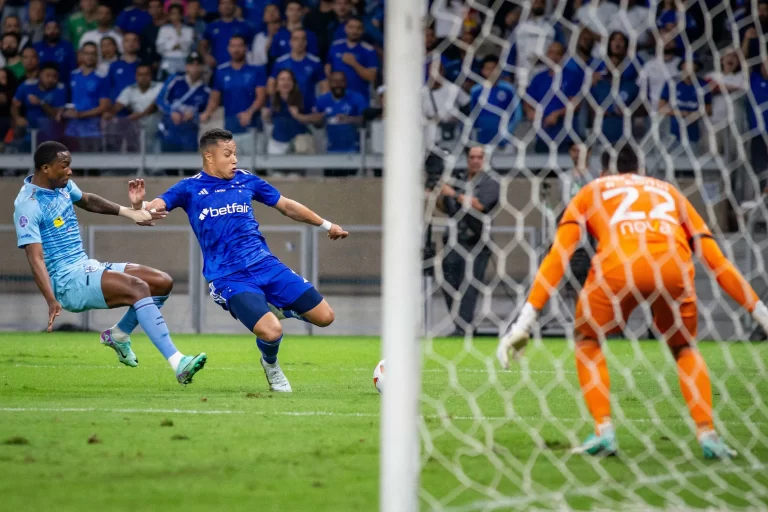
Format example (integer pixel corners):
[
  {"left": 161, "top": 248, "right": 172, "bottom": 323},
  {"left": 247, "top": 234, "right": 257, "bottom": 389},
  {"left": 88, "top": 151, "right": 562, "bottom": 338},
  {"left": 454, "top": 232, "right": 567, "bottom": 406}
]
[
  {"left": 53, "top": 216, "right": 65, "bottom": 228},
  {"left": 198, "top": 203, "right": 251, "bottom": 221}
]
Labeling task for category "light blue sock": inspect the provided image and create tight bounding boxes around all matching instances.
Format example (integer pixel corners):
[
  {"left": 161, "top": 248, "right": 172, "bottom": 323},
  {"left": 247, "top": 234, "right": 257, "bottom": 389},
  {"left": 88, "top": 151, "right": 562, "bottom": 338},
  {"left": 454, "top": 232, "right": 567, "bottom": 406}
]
[
  {"left": 257, "top": 335, "right": 282, "bottom": 364},
  {"left": 134, "top": 297, "right": 178, "bottom": 359},
  {"left": 116, "top": 295, "right": 169, "bottom": 334}
]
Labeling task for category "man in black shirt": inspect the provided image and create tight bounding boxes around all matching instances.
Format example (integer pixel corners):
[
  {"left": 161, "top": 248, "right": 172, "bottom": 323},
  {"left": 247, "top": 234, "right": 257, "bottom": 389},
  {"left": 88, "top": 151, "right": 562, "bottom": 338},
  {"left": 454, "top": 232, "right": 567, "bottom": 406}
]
[{"left": 436, "top": 145, "right": 500, "bottom": 336}]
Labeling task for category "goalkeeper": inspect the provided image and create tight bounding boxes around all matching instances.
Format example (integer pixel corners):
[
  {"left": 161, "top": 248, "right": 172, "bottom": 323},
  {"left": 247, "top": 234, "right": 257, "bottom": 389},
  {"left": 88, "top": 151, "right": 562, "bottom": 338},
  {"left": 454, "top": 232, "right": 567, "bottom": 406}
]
[{"left": 497, "top": 145, "right": 768, "bottom": 460}]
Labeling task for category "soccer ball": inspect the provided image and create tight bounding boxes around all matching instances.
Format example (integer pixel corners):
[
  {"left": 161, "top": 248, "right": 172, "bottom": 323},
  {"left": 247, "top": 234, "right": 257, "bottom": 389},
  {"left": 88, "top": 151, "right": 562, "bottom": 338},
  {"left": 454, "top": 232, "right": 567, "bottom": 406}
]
[{"left": 373, "top": 359, "right": 385, "bottom": 393}]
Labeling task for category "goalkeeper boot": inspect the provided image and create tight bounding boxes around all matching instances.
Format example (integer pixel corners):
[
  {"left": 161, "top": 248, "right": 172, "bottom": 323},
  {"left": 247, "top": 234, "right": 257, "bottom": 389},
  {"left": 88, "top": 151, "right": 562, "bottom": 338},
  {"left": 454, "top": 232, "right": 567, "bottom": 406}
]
[
  {"left": 260, "top": 357, "right": 292, "bottom": 392},
  {"left": 699, "top": 431, "right": 737, "bottom": 460},
  {"left": 175, "top": 353, "right": 207, "bottom": 385},
  {"left": 100, "top": 328, "right": 138, "bottom": 367},
  {"left": 572, "top": 424, "right": 617, "bottom": 456}
]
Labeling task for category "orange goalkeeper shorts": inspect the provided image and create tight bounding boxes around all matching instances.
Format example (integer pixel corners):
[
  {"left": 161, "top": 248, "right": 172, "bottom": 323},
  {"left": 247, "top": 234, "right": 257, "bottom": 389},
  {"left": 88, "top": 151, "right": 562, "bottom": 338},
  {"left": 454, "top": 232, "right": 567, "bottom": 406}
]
[{"left": 574, "top": 253, "right": 698, "bottom": 348}]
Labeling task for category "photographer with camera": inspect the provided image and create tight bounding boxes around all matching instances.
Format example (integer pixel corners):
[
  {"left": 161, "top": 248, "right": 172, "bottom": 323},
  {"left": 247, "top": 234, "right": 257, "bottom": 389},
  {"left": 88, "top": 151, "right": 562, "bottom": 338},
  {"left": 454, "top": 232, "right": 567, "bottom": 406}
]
[{"left": 432, "top": 145, "right": 500, "bottom": 336}]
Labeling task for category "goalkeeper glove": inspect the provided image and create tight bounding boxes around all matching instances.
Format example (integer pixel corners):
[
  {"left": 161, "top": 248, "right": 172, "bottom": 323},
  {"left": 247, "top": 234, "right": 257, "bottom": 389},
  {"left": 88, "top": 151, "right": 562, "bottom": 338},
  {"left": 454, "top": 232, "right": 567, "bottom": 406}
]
[
  {"left": 496, "top": 302, "right": 538, "bottom": 369},
  {"left": 751, "top": 300, "right": 768, "bottom": 335}
]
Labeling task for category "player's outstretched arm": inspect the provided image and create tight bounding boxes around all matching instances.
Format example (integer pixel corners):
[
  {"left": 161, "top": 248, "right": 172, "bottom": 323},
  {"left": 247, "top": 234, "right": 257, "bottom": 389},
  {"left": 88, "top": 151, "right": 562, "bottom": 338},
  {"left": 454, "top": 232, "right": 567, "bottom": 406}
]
[
  {"left": 273, "top": 196, "right": 349, "bottom": 240},
  {"left": 23, "top": 243, "right": 61, "bottom": 332},
  {"left": 128, "top": 179, "right": 168, "bottom": 215},
  {"left": 75, "top": 191, "right": 165, "bottom": 224}
]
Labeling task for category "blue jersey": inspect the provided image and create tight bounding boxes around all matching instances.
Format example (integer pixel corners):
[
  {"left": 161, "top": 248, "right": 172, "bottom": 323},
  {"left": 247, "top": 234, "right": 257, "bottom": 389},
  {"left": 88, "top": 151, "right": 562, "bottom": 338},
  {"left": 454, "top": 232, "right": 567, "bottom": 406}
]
[
  {"left": 594, "top": 57, "right": 644, "bottom": 83},
  {"left": 590, "top": 79, "right": 640, "bottom": 144},
  {"left": 270, "top": 27, "right": 319, "bottom": 60},
  {"left": 204, "top": 19, "right": 254, "bottom": 66},
  {"left": 660, "top": 78, "right": 711, "bottom": 143},
  {"left": 314, "top": 90, "right": 367, "bottom": 152},
  {"left": 116, "top": 7, "right": 152, "bottom": 34},
  {"left": 159, "top": 169, "right": 281, "bottom": 282},
  {"left": 242, "top": 0, "right": 270, "bottom": 33},
  {"left": 156, "top": 73, "right": 211, "bottom": 149},
  {"left": 66, "top": 69, "right": 110, "bottom": 138},
  {"left": 269, "top": 97, "right": 309, "bottom": 143},
  {"left": 213, "top": 62, "right": 266, "bottom": 133},
  {"left": 32, "top": 40, "right": 77, "bottom": 83},
  {"left": 107, "top": 59, "right": 139, "bottom": 101},
  {"left": 14, "top": 177, "right": 88, "bottom": 282},
  {"left": 469, "top": 81, "right": 522, "bottom": 146},
  {"left": 271, "top": 53, "right": 324, "bottom": 110},
  {"left": 749, "top": 70, "right": 768, "bottom": 130},
  {"left": 326, "top": 39, "right": 379, "bottom": 99},
  {"left": 14, "top": 79, "right": 67, "bottom": 140},
  {"left": 526, "top": 70, "right": 579, "bottom": 140}
]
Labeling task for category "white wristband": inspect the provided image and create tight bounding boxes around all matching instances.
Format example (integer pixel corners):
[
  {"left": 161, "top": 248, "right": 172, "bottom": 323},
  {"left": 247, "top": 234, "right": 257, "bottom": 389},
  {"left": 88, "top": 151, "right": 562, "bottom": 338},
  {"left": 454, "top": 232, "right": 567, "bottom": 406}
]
[
  {"left": 320, "top": 219, "right": 332, "bottom": 231},
  {"left": 132, "top": 201, "right": 148, "bottom": 210}
]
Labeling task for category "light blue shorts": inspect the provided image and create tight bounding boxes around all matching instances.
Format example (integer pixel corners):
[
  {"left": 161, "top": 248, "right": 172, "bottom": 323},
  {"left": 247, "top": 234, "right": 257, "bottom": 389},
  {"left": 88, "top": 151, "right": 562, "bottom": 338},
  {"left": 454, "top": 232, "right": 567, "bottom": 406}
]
[{"left": 54, "top": 259, "right": 129, "bottom": 313}]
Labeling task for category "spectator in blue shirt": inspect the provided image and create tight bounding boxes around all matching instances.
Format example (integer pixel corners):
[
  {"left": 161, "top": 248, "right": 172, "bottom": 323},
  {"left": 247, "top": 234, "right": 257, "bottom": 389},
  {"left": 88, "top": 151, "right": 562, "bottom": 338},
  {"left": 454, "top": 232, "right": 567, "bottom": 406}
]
[
  {"left": 270, "top": 0, "right": 320, "bottom": 61},
  {"left": 185, "top": 0, "right": 208, "bottom": 42},
  {"left": 117, "top": 0, "right": 153, "bottom": 35},
  {"left": 469, "top": 55, "right": 522, "bottom": 150},
  {"left": 590, "top": 71, "right": 640, "bottom": 145},
  {"left": 10, "top": 63, "right": 67, "bottom": 148},
  {"left": 156, "top": 51, "right": 211, "bottom": 152},
  {"left": 741, "top": 0, "right": 768, "bottom": 60},
  {"left": 107, "top": 32, "right": 141, "bottom": 105},
  {"left": 325, "top": 17, "right": 378, "bottom": 100},
  {"left": 524, "top": 42, "right": 578, "bottom": 153},
  {"left": 263, "top": 69, "right": 313, "bottom": 155},
  {"left": 593, "top": 32, "right": 644, "bottom": 85},
  {"left": 270, "top": 29, "right": 326, "bottom": 111},
  {"left": 62, "top": 42, "right": 112, "bottom": 152},
  {"left": 201, "top": 35, "right": 267, "bottom": 149},
  {"left": 201, "top": 0, "right": 255, "bottom": 68},
  {"left": 242, "top": 0, "right": 274, "bottom": 34},
  {"left": 20, "top": 47, "right": 40, "bottom": 82},
  {"left": 311, "top": 70, "right": 367, "bottom": 153},
  {"left": 658, "top": 58, "right": 712, "bottom": 147},
  {"left": 656, "top": 0, "right": 702, "bottom": 52},
  {"left": 749, "top": 57, "right": 768, "bottom": 186},
  {"left": 33, "top": 21, "right": 77, "bottom": 85}
]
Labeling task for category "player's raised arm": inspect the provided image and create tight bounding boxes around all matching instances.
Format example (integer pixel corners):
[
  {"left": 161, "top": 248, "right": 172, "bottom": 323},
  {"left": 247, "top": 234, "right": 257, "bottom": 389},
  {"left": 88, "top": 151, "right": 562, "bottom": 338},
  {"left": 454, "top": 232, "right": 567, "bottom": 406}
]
[
  {"left": 128, "top": 178, "right": 169, "bottom": 214},
  {"left": 273, "top": 196, "right": 349, "bottom": 240}
]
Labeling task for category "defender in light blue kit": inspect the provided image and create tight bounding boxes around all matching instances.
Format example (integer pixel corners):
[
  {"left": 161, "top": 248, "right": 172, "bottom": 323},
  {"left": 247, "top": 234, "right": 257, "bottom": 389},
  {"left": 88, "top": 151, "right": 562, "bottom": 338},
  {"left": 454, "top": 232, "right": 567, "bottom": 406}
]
[
  {"left": 14, "top": 141, "right": 207, "bottom": 385},
  {"left": 132, "top": 128, "right": 348, "bottom": 392}
]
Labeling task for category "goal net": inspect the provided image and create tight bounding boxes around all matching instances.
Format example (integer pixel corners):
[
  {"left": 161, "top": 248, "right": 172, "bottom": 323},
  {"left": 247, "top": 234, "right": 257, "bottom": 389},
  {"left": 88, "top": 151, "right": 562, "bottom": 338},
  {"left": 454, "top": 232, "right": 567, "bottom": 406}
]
[{"left": 413, "top": 0, "right": 768, "bottom": 509}]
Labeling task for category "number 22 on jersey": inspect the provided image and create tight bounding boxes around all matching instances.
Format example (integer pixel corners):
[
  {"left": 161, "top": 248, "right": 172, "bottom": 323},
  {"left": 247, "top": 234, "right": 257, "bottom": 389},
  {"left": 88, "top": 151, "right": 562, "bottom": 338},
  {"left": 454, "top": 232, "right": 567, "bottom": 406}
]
[{"left": 602, "top": 186, "right": 678, "bottom": 235}]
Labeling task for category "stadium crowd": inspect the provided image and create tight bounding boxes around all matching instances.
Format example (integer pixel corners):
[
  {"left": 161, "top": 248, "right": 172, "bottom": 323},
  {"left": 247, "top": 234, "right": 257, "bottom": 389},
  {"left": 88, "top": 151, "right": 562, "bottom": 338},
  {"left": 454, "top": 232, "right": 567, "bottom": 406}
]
[{"left": 0, "top": 0, "right": 767, "bottom": 172}]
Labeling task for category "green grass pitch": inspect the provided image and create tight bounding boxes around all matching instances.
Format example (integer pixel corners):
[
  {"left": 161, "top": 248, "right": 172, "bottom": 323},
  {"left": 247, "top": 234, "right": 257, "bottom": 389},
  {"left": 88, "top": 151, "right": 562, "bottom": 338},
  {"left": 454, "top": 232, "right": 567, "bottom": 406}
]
[{"left": 0, "top": 332, "right": 767, "bottom": 511}]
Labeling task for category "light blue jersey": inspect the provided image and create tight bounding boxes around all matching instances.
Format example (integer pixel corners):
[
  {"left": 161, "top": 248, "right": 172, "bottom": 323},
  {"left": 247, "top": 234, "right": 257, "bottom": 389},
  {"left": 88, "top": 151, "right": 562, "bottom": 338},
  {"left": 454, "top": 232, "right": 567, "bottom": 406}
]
[
  {"left": 14, "top": 176, "right": 87, "bottom": 280},
  {"left": 14, "top": 176, "right": 129, "bottom": 312}
]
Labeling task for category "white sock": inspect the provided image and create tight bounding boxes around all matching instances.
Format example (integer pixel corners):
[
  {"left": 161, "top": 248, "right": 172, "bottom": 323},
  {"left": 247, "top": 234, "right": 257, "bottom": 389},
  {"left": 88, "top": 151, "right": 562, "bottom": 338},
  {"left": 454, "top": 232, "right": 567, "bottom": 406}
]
[
  {"left": 110, "top": 325, "right": 130, "bottom": 342},
  {"left": 168, "top": 351, "right": 183, "bottom": 371},
  {"left": 697, "top": 429, "right": 717, "bottom": 443},
  {"left": 597, "top": 421, "right": 614, "bottom": 436}
]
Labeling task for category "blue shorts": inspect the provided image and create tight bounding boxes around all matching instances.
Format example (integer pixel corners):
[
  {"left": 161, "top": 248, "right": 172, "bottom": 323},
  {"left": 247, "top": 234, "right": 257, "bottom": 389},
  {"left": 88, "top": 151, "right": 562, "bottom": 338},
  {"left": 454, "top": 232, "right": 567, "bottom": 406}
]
[
  {"left": 54, "top": 259, "right": 128, "bottom": 313},
  {"left": 208, "top": 255, "right": 316, "bottom": 313}
]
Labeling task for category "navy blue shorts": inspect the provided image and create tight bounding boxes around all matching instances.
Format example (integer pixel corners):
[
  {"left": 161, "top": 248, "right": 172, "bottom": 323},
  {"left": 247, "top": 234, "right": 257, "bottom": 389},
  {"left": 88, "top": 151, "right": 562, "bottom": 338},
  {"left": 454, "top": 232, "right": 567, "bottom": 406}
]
[{"left": 208, "top": 255, "right": 318, "bottom": 313}]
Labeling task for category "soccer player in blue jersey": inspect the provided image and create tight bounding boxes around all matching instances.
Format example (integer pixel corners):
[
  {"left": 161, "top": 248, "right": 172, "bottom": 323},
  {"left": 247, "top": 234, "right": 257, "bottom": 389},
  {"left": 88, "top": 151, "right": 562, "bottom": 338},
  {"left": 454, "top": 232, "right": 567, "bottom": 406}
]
[
  {"left": 14, "top": 141, "right": 207, "bottom": 385},
  {"left": 129, "top": 129, "right": 348, "bottom": 392}
]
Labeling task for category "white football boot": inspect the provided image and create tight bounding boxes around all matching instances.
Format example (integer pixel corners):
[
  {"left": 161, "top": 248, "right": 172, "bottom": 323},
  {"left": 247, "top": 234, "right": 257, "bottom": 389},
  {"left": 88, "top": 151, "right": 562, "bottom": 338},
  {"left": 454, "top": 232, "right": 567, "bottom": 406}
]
[{"left": 260, "top": 357, "right": 293, "bottom": 392}]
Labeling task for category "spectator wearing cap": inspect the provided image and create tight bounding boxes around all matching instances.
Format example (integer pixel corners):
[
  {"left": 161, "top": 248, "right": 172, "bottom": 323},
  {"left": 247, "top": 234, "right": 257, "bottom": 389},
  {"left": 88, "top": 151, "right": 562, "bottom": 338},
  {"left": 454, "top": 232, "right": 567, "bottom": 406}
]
[
  {"left": 79, "top": 4, "right": 124, "bottom": 58},
  {"left": 658, "top": 57, "right": 712, "bottom": 149},
  {"left": 157, "top": 4, "right": 195, "bottom": 76},
  {"left": 116, "top": 0, "right": 153, "bottom": 35},
  {"left": 201, "top": 0, "right": 254, "bottom": 68},
  {"left": 469, "top": 55, "right": 523, "bottom": 151},
  {"left": 156, "top": 51, "right": 211, "bottom": 152},
  {"left": 2, "top": 33, "right": 24, "bottom": 80},
  {"left": 269, "top": 1, "right": 320, "bottom": 61},
  {"left": 269, "top": 29, "right": 326, "bottom": 112},
  {"left": 103, "top": 63, "right": 162, "bottom": 151},
  {"left": 201, "top": 34, "right": 266, "bottom": 151},
  {"left": 325, "top": 17, "right": 378, "bottom": 100},
  {"left": 23, "top": 0, "right": 47, "bottom": 45},
  {"left": 139, "top": 0, "right": 168, "bottom": 70},
  {"left": 11, "top": 62, "right": 67, "bottom": 148},
  {"left": 107, "top": 32, "right": 141, "bottom": 104},
  {"left": 63, "top": 41, "right": 111, "bottom": 152},
  {"left": 66, "top": 0, "right": 99, "bottom": 48},
  {"left": 310, "top": 70, "right": 368, "bottom": 156},
  {"left": 33, "top": 20, "right": 77, "bottom": 84}
]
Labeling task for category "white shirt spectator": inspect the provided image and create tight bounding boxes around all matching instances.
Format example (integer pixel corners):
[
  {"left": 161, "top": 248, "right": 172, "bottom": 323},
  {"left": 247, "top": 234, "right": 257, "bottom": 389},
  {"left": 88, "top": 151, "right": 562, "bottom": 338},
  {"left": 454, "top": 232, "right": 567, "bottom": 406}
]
[
  {"left": 608, "top": 3, "right": 653, "bottom": 47},
  {"left": 511, "top": 16, "right": 556, "bottom": 87},
  {"left": 96, "top": 56, "right": 117, "bottom": 77},
  {"left": 156, "top": 24, "right": 195, "bottom": 76},
  {"left": 116, "top": 81, "right": 163, "bottom": 132},
  {"left": 574, "top": 0, "right": 619, "bottom": 39},
  {"left": 79, "top": 28, "right": 123, "bottom": 59},
  {"left": 249, "top": 32, "right": 270, "bottom": 66},
  {"left": 432, "top": 0, "right": 467, "bottom": 39},
  {"left": 421, "top": 81, "right": 470, "bottom": 149},
  {"left": 637, "top": 54, "right": 681, "bottom": 111},
  {"left": 706, "top": 70, "right": 747, "bottom": 124}
]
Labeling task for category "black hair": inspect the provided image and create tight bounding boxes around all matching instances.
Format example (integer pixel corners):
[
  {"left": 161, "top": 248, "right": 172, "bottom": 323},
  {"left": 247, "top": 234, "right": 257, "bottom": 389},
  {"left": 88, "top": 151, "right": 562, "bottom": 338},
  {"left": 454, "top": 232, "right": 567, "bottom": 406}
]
[
  {"left": 122, "top": 30, "right": 141, "bottom": 40},
  {"left": 228, "top": 34, "right": 247, "bottom": 45},
  {"left": 616, "top": 145, "right": 638, "bottom": 174},
  {"left": 199, "top": 128, "right": 233, "bottom": 151},
  {"left": 34, "top": 141, "right": 69, "bottom": 170},
  {"left": 601, "top": 149, "right": 611, "bottom": 171},
  {"left": 482, "top": 54, "right": 500, "bottom": 66},
  {"left": 136, "top": 62, "right": 153, "bottom": 72},
  {"left": 285, "top": 0, "right": 303, "bottom": 6},
  {"left": 2, "top": 32, "right": 20, "bottom": 46},
  {"left": 40, "top": 62, "right": 60, "bottom": 74},
  {"left": 81, "top": 41, "right": 98, "bottom": 51},
  {"left": 346, "top": 15, "right": 363, "bottom": 24},
  {"left": 168, "top": 3, "right": 184, "bottom": 14}
]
